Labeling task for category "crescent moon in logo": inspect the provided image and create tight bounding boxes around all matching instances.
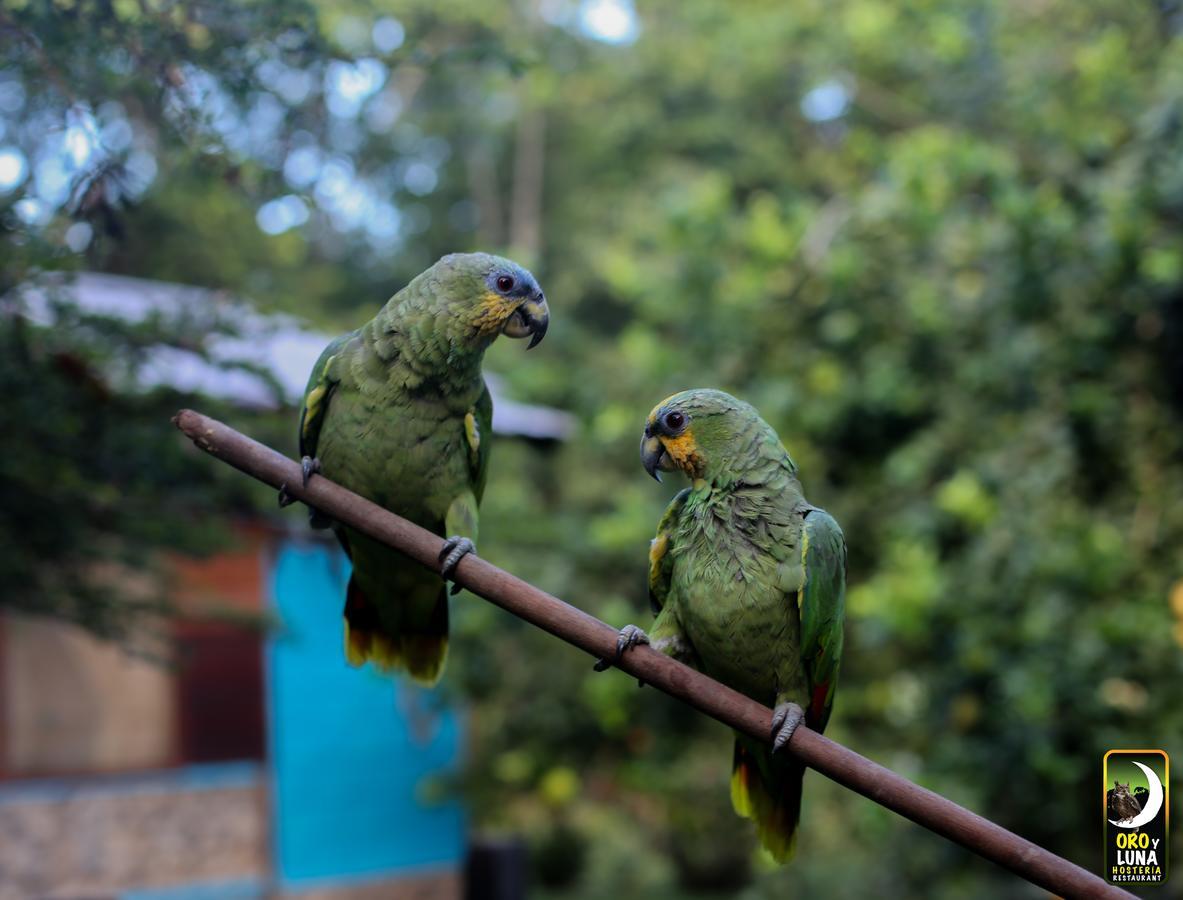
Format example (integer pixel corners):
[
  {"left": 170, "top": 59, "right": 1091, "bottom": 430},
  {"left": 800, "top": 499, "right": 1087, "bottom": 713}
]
[{"left": 1110, "top": 761, "right": 1164, "bottom": 829}]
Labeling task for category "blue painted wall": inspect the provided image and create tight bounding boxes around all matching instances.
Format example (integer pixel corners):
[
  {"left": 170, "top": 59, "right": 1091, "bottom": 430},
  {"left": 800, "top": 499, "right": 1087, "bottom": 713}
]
[{"left": 267, "top": 539, "right": 465, "bottom": 885}]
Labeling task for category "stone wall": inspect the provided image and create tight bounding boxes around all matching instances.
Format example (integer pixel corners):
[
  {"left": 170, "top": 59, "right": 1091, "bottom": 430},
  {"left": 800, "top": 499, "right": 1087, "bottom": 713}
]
[
  {"left": 0, "top": 766, "right": 266, "bottom": 900},
  {"left": 0, "top": 766, "right": 463, "bottom": 900}
]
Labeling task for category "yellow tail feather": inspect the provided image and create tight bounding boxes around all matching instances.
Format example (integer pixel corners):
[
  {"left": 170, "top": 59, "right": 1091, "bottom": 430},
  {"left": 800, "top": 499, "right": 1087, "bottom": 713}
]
[
  {"left": 731, "top": 742, "right": 803, "bottom": 864},
  {"left": 345, "top": 623, "right": 371, "bottom": 667},
  {"left": 343, "top": 619, "right": 448, "bottom": 686},
  {"left": 730, "top": 762, "right": 754, "bottom": 818},
  {"left": 401, "top": 634, "right": 448, "bottom": 685}
]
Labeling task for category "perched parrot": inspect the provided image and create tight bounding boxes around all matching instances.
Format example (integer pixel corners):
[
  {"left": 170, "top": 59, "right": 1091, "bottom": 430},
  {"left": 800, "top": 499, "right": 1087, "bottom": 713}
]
[
  {"left": 286, "top": 252, "right": 549, "bottom": 685},
  {"left": 603, "top": 389, "right": 846, "bottom": 862}
]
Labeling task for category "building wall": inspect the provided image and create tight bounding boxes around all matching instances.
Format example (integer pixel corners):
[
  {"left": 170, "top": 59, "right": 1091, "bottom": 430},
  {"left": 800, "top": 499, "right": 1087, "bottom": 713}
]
[
  {"left": 0, "top": 525, "right": 271, "bottom": 779},
  {"left": 0, "top": 529, "right": 465, "bottom": 899},
  {"left": 268, "top": 540, "right": 466, "bottom": 886},
  {"left": 2, "top": 614, "right": 176, "bottom": 776}
]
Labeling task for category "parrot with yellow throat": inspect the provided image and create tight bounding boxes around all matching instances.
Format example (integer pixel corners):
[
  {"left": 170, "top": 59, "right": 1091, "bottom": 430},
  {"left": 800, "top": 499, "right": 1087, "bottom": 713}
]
[
  {"left": 287, "top": 252, "right": 549, "bottom": 685},
  {"left": 600, "top": 389, "right": 846, "bottom": 861}
]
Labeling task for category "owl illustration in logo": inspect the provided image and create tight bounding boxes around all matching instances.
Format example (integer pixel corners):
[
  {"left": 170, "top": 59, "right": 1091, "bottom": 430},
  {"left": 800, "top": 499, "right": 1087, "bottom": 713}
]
[{"left": 1107, "top": 781, "right": 1143, "bottom": 822}]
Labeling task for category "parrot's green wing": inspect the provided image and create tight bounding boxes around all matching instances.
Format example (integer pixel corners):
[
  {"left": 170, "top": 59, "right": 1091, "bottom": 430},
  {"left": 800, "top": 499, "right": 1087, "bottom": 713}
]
[
  {"left": 445, "top": 381, "right": 492, "bottom": 544},
  {"left": 298, "top": 332, "right": 355, "bottom": 460},
  {"left": 470, "top": 381, "right": 493, "bottom": 503},
  {"left": 796, "top": 507, "right": 846, "bottom": 733},
  {"left": 648, "top": 488, "right": 690, "bottom": 614},
  {"left": 730, "top": 506, "right": 845, "bottom": 865}
]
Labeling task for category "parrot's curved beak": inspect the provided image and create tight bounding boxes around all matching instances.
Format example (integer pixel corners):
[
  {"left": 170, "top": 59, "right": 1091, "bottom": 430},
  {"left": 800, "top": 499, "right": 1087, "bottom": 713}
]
[
  {"left": 641, "top": 431, "right": 671, "bottom": 483},
  {"left": 503, "top": 293, "right": 550, "bottom": 349}
]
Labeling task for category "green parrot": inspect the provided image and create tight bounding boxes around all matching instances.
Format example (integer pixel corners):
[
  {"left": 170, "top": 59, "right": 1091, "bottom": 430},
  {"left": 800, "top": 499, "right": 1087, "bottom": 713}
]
[
  {"left": 286, "top": 252, "right": 549, "bottom": 685},
  {"left": 602, "top": 389, "right": 846, "bottom": 862}
]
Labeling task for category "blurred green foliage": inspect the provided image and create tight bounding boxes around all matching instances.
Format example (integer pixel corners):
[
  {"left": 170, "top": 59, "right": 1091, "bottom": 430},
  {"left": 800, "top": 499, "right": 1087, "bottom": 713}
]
[
  {"left": 3, "top": 0, "right": 1183, "bottom": 896},
  {"left": 0, "top": 296, "right": 279, "bottom": 638}
]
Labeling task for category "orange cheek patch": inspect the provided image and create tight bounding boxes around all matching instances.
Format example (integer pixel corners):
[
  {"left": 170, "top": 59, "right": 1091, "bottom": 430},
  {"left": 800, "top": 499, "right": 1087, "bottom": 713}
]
[
  {"left": 473, "top": 291, "right": 518, "bottom": 335},
  {"left": 662, "top": 430, "right": 705, "bottom": 478}
]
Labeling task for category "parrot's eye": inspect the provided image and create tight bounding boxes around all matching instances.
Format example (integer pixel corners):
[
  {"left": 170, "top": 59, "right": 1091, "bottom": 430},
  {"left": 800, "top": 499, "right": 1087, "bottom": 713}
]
[
  {"left": 664, "top": 411, "right": 686, "bottom": 432},
  {"left": 496, "top": 275, "right": 515, "bottom": 292}
]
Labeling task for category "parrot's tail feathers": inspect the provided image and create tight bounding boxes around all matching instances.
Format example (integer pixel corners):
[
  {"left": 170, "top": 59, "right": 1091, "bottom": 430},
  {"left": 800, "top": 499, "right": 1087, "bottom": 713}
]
[
  {"left": 343, "top": 578, "right": 395, "bottom": 668},
  {"left": 343, "top": 623, "right": 446, "bottom": 683},
  {"left": 343, "top": 626, "right": 401, "bottom": 669},
  {"left": 731, "top": 741, "right": 803, "bottom": 864},
  {"left": 341, "top": 579, "right": 449, "bottom": 685},
  {"left": 344, "top": 619, "right": 370, "bottom": 666},
  {"left": 399, "top": 588, "right": 449, "bottom": 685},
  {"left": 400, "top": 634, "right": 448, "bottom": 686}
]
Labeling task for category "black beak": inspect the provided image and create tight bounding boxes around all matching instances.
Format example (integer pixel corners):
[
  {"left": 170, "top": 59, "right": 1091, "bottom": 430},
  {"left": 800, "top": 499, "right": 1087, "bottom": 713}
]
[
  {"left": 502, "top": 293, "right": 550, "bottom": 349},
  {"left": 641, "top": 430, "right": 667, "bottom": 483}
]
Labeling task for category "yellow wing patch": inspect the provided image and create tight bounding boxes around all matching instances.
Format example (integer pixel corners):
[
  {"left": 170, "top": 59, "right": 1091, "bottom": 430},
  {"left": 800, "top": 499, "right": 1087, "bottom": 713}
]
[
  {"left": 649, "top": 532, "right": 669, "bottom": 568},
  {"left": 797, "top": 522, "right": 810, "bottom": 612},
  {"left": 465, "top": 410, "right": 480, "bottom": 454},
  {"left": 464, "top": 410, "right": 481, "bottom": 471},
  {"left": 302, "top": 386, "right": 327, "bottom": 442},
  {"left": 301, "top": 353, "right": 337, "bottom": 444}
]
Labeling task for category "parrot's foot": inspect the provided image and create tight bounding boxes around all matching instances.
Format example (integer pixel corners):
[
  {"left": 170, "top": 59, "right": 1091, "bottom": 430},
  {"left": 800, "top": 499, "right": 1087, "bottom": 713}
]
[
  {"left": 593, "top": 624, "right": 649, "bottom": 672},
  {"left": 277, "top": 457, "right": 321, "bottom": 508},
  {"left": 301, "top": 455, "right": 321, "bottom": 487},
  {"left": 308, "top": 508, "right": 333, "bottom": 529},
  {"left": 438, "top": 536, "right": 475, "bottom": 595},
  {"left": 770, "top": 701, "right": 804, "bottom": 754}
]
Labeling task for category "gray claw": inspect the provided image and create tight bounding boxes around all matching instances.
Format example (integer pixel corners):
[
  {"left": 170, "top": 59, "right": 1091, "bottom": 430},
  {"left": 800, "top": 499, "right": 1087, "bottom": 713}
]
[
  {"left": 771, "top": 701, "right": 804, "bottom": 754},
  {"left": 617, "top": 624, "right": 650, "bottom": 656},
  {"left": 280, "top": 458, "right": 323, "bottom": 509},
  {"left": 593, "top": 624, "right": 649, "bottom": 672},
  {"left": 301, "top": 456, "right": 322, "bottom": 487},
  {"left": 439, "top": 536, "right": 475, "bottom": 592}
]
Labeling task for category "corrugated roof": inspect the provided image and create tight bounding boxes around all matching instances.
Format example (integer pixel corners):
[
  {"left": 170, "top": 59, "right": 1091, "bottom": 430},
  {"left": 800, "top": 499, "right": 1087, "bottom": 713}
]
[{"left": 14, "top": 272, "right": 575, "bottom": 442}]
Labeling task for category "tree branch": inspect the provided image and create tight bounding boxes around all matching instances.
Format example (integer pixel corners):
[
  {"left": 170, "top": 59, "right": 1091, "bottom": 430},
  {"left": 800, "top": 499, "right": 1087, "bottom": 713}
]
[{"left": 172, "top": 408, "right": 1130, "bottom": 900}]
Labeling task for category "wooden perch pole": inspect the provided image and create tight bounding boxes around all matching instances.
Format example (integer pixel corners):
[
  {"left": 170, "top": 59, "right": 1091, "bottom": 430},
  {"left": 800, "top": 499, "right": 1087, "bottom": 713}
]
[{"left": 173, "top": 409, "right": 1130, "bottom": 900}]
